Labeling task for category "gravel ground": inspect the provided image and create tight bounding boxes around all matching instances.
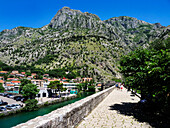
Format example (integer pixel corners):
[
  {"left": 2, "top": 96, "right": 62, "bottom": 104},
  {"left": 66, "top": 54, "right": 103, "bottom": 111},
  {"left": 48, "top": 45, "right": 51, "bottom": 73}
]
[
  {"left": 0, "top": 96, "right": 23, "bottom": 106},
  {"left": 77, "top": 88, "right": 152, "bottom": 128}
]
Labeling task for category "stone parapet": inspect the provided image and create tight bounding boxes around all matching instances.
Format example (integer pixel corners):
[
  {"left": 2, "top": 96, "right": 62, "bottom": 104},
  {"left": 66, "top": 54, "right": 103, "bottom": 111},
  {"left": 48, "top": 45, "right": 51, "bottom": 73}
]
[{"left": 13, "top": 86, "right": 115, "bottom": 128}]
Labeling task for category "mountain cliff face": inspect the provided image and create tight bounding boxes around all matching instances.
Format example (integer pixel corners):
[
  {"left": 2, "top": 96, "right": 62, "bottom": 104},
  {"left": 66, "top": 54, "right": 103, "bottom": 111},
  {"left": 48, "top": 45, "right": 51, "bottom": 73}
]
[{"left": 0, "top": 7, "right": 168, "bottom": 81}]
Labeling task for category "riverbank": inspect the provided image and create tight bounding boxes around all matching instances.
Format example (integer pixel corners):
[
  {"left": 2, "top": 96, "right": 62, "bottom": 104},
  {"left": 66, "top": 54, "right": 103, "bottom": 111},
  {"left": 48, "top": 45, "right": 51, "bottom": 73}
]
[
  {"left": 37, "top": 94, "right": 77, "bottom": 107},
  {"left": 0, "top": 94, "right": 77, "bottom": 118},
  {"left": 0, "top": 92, "right": 93, "bottom": 128},
  {"left": 14, "top": 87, "right": 114, "bottom": 128}
]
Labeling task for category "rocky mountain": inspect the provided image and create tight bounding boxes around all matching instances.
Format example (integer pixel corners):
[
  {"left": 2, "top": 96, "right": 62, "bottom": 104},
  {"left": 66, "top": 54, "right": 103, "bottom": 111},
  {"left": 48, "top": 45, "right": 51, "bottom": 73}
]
[{"left": 0, "top": 7, "right": 168, "bottom": 81}]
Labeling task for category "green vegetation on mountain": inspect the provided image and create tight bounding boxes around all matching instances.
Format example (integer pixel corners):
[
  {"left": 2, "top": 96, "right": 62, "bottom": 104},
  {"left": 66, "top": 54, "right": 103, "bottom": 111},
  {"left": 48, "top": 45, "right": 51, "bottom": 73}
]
[{"left": 0, "top": 7, "right": 169, "bottom": 81}]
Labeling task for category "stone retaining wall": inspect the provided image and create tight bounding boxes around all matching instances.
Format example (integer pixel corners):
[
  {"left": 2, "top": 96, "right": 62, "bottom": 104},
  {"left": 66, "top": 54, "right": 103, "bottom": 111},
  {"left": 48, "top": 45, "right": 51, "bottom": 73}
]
[
  {"left": 0, "top": 95, "right": 77, "bottom": 118},
  {"left": 37, "top": 94, "right": 77, "bottom": 106},
  {"left": 14, "top": 86, "right": 115, "bottom": 128}
]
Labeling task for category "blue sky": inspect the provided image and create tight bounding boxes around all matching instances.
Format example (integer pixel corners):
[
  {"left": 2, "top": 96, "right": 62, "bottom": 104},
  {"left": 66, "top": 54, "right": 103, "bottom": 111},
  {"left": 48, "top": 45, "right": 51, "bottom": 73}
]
[{"left": 0, "top": 0, "right": 170, "bottom": 32}]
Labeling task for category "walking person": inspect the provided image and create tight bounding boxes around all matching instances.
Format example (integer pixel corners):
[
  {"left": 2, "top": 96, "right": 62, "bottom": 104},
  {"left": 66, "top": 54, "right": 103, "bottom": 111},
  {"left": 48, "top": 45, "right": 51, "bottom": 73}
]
[{"left": 120, "top": 84, "right": 123, "bottom": 91}]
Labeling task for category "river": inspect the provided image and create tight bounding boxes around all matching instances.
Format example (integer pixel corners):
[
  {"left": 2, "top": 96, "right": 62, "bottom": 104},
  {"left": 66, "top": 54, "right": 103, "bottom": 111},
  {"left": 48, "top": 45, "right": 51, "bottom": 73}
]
[{"left": 0, "top": 92, "right": 93, "bottom": 128}]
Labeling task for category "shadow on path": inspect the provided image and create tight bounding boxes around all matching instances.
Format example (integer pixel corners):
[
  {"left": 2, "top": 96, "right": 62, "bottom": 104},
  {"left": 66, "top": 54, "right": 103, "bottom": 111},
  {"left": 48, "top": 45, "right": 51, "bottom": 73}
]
[{"left": 109, "top": 102, "right": 170, "bottom": 128}]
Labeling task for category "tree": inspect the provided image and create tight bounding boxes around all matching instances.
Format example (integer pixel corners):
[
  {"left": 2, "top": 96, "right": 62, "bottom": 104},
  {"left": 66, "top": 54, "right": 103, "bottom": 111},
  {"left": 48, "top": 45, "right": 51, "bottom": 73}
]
[
  {"left": 48, "top": 81, "right": 63, "bottom": 97},
  {"left": 0, "top": 83, "right": 5, "bottom": 93},
  {"left": 77, "top": 83, "right": 83, "bottom": 92},
  {"left": 88, "top": 85, "right": 95, "bottom": 92},
  {"left": 19, "top": 79, "right": 31, "bottom": 94},
  {"left": 22, "top": 83, "right": 39, "bottom": 99},
  {"left": 119, "top": 48, "right": 170, "bottom": 113},
  {"left": 24, "top": 99, "right": 38, "bottom": 111},
  {"left": 66, "top": 72, "right": 76, "bottom": 79}
]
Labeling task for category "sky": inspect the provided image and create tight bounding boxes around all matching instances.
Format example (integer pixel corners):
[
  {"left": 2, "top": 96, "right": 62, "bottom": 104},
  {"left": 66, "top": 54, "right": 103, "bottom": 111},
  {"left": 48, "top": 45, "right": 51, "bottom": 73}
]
[{"left": 0, "top": 0, "right": 170, "bottom": 32}]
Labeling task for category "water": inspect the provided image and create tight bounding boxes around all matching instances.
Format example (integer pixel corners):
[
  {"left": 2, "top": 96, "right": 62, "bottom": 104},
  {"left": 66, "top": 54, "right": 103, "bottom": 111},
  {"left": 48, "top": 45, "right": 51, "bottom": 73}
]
[
  {"left": 0, "top": 92, "right": 93, "bottom": 128},
  {"left": 6, "top": 91, "right": 19, "bottom": 94}
]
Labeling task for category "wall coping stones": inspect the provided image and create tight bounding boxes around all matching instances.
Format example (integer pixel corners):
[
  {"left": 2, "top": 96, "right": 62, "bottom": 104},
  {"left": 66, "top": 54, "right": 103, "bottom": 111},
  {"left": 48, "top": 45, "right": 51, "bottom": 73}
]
[{"left": 13, "top": 86, "right": 115, "bottom": 128}]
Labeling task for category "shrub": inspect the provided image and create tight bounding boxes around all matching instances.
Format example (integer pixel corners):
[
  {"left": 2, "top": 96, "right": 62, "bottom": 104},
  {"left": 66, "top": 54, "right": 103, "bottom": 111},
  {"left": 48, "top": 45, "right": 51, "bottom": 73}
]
[
  {"left": 24, "top": 99, "right": 38, "bottom": 111},
  {"left": 0, "top": 83, "right": 5, "bottom": 93},
  {"left": 98, "top": 87, "right": 102, "bottom": 91},
  {"left": 88, "top": 86, "right": 95, "bottom": 92},
  {"left": 44, "top": 101, "right": 49, "bottom": 106}
]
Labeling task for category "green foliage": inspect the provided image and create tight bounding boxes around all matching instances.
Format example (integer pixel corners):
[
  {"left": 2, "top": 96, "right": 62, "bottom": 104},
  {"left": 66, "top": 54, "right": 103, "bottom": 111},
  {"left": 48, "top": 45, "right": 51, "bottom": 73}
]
[
  {"left": 88, "top": 85, "right": 95, "bottom": 92},
  {"left": 0, "top": 60, "right": 14, "bottom": 71},
  {"left": 33, "top": 54, "right": 58, "bottom": 65},
  {"left": 77, "top": 81, "right": 95, "bottom": 92},
  {"left": 0, "top": 83, "right": 5, "bottom": 93},
  {"left": 24, "top": 99, "right": 38, "bottom": 111},
  {"left": 22, "top": 83, "right": 39, "bottom": 99},
  {"left": 0, "top": 74, "right": 8, "bottom": 80},
  {"left": 77, "top": 83, "right": 83, "bottom": 92},
  {"left": 47, "top": 68, "right": 66, "bottom": 78},
  {"left": 48, "top": 80, "right": 63, "bottom": 89},
  {"left": 139, "top": 24, "right": 152, "bottom": 29},
  {"left": 26, "top": 72, "right": 31, "bottom": 76},
  {"left": 44, "top": 101, "right": 49, "bottom": 106},
  {"left": 98, "top": 87, "right": 102, "bottom": 91},
  {"left": 19, "top": 79, "right": 32, "bottom": 94},
  {"left": 48, "top": 80, "right": 63, "bottom": 97},
  {"left": 66, "top": 72, "right": 76, "bottom": 79},
  {"left": 112, "top": 78, "right": 121, "bottom": 82},
  {"left": 0, "top": 113, "right": 5, "bottom": 117},
  {"left": 119, "top": 47, "right": 170, "bottom": 113}
]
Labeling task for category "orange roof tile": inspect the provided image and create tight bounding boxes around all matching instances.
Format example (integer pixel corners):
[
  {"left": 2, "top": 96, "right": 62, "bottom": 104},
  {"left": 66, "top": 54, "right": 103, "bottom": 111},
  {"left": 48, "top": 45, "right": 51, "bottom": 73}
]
[
  {"left": 7, "top": 84, "right": 15, "bottom": 86},
  {"left": 0, "top": 80, "right": 4, "bottom": 83},
  {"left": 97, "top": 84, "right": 102, "bottom": 87},
  {"left": 0, "top": 71, "right": 8, "bottom": 73},
  {"left": 11, "top": 81, "right": 21, "bottom": 83},
  {"left": 21, "top": 72, "right": 25, "bottom": 74}
]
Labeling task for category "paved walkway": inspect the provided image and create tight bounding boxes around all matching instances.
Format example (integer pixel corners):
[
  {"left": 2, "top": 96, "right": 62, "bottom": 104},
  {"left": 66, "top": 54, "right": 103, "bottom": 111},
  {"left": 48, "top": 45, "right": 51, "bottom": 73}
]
[{"left": 77, "top": 88, "right": 152, "bottom": 128}]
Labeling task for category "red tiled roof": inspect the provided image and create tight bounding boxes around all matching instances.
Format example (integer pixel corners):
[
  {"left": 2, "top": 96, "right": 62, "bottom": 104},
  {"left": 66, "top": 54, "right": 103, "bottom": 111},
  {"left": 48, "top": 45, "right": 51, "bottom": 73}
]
[
  {"left": 0, "top": 80, "right": 4, "bottom": 83},
  {"left": 0, "top": 71, "right": 8, "bottom": 73},
  {"left": 97, "top": 84, "right": 102, "bottom": 87},
  {"left": 21, "top": 72, "right": 25, "bottom": 74},
  {"left": 7, "top": 84, "right": 14, "bottom": 86},
  {"left": 11, "top": 81, "right": 21, "bottom": 83}
]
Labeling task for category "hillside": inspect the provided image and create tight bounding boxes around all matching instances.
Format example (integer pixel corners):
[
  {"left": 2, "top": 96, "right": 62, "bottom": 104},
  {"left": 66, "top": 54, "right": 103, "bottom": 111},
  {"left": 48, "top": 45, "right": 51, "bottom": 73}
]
[{"left": 0, "top": 7, "right": 168, "bottom": 81}]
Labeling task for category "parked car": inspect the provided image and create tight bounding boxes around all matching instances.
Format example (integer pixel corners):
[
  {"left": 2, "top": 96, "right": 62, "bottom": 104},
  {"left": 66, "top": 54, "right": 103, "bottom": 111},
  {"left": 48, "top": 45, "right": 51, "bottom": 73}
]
[
  {"left": 13, "top": 104, "right": 22, "bottom": 109},
  {"left": 3, "top": 93, "right": 8, "bottom": 97},
  {"left": 5, "top": 105, "right": 16, "bottom": 110},
  {"left": 21, "top": 98, "right": 27, "bottom": 102},
  {"left": 15, "top": 96, "right": 23, "bottom": 101},
  {"left": 0, "top": 107, "right": 6, "bottom": 111},
  {"left": 0, "top": 93, "right": 4, "bottom": 96},
  {"left": 0, "top": 101, "right": 8, "bottom": 106},
  {"left": 7, "top": 94, "right": 14, "bottom": 99}
]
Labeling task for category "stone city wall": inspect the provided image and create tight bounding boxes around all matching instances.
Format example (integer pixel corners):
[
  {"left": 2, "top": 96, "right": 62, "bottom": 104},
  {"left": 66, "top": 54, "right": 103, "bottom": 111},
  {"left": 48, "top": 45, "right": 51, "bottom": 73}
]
[{"left": 14, "top": 86, "right": 115, "bottom": 128}]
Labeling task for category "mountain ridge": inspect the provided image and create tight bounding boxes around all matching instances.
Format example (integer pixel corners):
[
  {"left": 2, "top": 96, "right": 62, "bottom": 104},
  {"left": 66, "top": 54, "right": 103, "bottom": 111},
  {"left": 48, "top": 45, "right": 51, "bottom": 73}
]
[{"left": 0, "top": 7, "right": 169, "bottom": 82}]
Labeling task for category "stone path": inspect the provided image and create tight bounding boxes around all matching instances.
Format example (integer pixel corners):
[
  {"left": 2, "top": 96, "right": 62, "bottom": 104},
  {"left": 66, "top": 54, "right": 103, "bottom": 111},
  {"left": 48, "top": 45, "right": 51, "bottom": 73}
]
[{"left": 77, "top": 88, "right": 152, "bottom": 128}]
